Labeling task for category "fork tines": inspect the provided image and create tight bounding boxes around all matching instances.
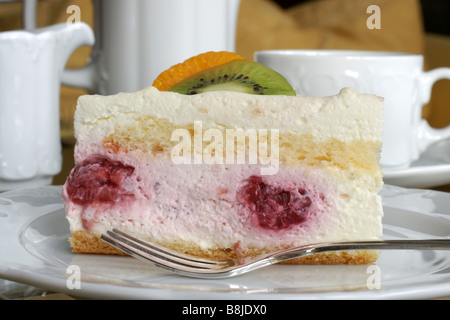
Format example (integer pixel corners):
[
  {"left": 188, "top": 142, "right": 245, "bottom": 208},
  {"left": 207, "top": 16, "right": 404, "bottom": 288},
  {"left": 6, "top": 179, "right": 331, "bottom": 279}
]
[{"left": 100, "top": 229, "right": 232, "bottom": 273}]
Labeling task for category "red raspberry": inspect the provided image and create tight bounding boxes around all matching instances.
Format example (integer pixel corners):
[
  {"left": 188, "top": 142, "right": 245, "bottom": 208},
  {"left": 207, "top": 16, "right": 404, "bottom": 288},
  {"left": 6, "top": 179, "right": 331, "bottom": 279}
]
[
  {"left": 237, "top": 176, "right": 314, "bottom": 230},
  {"left": 66, "top": 156, "right": 135, "bottom": 207}
]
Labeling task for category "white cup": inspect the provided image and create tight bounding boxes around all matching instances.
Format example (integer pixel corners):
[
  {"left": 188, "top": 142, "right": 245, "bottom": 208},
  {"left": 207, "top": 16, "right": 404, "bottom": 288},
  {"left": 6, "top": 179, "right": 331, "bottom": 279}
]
[
  {"left": 255, "top": 50, "right": 450, "bottom": 169},
  {"left": 63, "top": 0, "right": 241, "bottom": 95},
  {"left": 0, "top": 22, "right": 94, "bottom": 191}
]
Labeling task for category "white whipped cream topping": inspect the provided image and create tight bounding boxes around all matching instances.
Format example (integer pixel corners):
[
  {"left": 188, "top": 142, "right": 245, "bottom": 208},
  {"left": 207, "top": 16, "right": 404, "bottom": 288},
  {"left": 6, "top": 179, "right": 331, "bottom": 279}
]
[{"left": 74, "top": 86, "right": 383, "bottom": 146}]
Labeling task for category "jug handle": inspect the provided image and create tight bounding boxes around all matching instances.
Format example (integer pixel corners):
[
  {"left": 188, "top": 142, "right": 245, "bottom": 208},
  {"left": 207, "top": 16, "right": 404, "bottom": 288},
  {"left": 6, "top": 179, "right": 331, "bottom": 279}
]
[{"left": 60, "top": 23, "right": 97, "bottom": 93}]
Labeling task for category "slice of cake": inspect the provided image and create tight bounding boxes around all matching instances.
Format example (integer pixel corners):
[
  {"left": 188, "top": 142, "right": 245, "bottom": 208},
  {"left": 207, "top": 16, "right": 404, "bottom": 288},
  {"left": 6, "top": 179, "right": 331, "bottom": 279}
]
[{"left": 62, "top": 52, "right": 384, "bottom": 264}]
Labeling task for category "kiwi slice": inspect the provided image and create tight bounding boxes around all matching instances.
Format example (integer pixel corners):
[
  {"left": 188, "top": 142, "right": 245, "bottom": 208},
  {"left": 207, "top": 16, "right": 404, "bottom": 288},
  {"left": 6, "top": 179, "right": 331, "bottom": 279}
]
[{"left": 167, "top": 59, "right": 296, "bottom": 96}]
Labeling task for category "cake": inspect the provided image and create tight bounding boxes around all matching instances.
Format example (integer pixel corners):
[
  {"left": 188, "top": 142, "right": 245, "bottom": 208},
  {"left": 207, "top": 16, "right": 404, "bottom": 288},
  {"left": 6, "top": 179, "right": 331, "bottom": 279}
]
[{"left": 62, "top": 52, "right": 384, "bottom": 264}]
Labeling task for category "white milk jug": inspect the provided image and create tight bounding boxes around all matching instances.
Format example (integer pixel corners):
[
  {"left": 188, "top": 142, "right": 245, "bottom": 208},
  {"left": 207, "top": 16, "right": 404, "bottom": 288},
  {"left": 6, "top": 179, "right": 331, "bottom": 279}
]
[{"left": 0, "top": 22, "right": 94, "bottom": 190}]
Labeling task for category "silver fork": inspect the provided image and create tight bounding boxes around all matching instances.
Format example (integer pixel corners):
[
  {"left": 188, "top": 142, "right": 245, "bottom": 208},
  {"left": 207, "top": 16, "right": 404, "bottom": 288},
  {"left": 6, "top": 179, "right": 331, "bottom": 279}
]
[{"left": 100, "top": 228, "right": 450, "bottom": 279}]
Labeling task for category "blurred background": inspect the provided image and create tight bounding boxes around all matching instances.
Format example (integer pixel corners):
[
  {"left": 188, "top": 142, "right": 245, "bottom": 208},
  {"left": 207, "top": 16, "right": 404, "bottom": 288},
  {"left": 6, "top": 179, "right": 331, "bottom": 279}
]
[{"left": 0, "top": 0, "right": 449, "bottom": 186}]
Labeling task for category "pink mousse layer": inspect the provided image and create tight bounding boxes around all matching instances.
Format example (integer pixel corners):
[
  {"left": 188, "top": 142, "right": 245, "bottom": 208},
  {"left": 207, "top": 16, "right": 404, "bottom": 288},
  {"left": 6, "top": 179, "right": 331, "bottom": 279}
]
[{"left": 62, "top": 147, "right": 337, "bottom": 251}]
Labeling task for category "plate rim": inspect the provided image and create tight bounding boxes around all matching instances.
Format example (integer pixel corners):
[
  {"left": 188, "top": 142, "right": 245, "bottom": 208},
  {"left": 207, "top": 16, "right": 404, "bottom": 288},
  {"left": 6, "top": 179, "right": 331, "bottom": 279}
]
[{"left": 1, "top": 185, "right": 450, "bottom": 300}]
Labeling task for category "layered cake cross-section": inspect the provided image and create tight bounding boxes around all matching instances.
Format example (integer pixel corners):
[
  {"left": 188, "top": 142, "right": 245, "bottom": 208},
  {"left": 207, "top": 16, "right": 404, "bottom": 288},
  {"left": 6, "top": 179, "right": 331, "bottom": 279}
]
[{"left": 62, "top": 52, "right": 384, "bottom": 264}]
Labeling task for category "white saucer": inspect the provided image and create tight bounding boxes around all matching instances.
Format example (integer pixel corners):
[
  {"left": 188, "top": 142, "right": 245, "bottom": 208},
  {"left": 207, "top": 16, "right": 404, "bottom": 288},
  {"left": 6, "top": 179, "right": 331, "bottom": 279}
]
[{"left": 383, "top": 139, "right": 450, "bottom": 188}]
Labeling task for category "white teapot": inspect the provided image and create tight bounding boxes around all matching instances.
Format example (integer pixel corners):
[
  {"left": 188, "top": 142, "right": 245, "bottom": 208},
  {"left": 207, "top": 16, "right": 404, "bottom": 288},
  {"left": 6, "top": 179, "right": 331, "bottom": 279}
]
[{"left": 63, "top": 0, "right": 241, "bottom": 95}]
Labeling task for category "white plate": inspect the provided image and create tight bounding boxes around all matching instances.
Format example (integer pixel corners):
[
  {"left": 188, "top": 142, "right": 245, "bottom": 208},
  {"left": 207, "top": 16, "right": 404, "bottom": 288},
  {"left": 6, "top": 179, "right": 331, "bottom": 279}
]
[
  {"left": 383, "top": 139, "right": 450, "bottom": 188},
  {"left": 0, "top": 185, "right": 450, "bottom": 300}
]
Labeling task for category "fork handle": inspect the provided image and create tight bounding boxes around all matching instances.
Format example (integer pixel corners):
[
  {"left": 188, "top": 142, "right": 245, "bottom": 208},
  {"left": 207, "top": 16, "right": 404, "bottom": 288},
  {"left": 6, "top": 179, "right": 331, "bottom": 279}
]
[{"left": 271, "top": 239, "right": 450, "bottom": 264}]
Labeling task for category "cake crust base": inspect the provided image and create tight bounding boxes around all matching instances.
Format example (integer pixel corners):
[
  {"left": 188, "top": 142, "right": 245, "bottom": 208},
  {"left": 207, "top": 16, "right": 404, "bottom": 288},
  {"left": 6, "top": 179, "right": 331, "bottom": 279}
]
[{"left": 69, "top": 230, "right": 378, "bottom": 265}]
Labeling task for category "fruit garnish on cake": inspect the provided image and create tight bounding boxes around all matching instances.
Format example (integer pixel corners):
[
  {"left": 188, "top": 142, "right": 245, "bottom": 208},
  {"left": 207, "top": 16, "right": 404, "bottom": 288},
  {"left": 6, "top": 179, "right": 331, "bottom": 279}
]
[
  {"left": 62, "top": 51, "right": 384, "bottom": 265},
  {"left": 153, "top": 51, "right": 296, "bottom": 96},
  {"left": 153, "top": 51, "right": 245, "bottom": 91}
]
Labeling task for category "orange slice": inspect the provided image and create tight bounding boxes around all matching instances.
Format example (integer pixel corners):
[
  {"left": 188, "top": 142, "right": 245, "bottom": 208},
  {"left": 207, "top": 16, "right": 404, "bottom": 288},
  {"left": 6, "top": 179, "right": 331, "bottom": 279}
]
[{"left": 152, "top": 51, "right": 245, "bottom": 91}]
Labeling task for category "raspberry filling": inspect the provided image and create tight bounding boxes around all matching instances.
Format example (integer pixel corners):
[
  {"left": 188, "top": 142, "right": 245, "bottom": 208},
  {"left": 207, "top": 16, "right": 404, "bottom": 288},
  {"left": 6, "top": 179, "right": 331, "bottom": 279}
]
[
  {"left": 237, "top": 176, "right": 315, "bottom": 230},
  {"left": 66, "top": 156, "right": 135, "bottom": 207}
]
